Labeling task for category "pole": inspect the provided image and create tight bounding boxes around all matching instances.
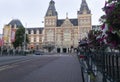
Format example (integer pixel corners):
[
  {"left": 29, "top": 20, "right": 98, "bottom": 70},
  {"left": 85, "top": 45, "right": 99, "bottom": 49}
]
[
  {"left": 1, "top": 46, "right": 3, "bottom": 56},
  {"left": 24, "top": 29, "right": 26, "bottom": 55}
]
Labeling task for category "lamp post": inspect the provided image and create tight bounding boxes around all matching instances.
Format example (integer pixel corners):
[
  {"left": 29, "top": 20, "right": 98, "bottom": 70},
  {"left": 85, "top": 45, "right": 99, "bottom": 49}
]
[{"left": 23, "top": 26, "right": 26, "bottom": 55}]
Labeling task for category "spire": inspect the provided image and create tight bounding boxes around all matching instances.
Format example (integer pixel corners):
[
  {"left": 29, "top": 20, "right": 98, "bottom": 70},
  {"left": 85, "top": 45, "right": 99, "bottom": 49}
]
[
  {"left": 45, "top": 0, "right": 58, "bottom": 16},
  {"left": 78, "top": 0, "right": 91, "bottom": 14}
]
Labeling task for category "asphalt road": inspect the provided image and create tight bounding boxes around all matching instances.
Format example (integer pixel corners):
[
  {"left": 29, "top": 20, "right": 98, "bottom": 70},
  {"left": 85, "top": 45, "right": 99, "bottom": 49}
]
[{"left": 0, "top": 54, "right": 83, "bottom": 82}]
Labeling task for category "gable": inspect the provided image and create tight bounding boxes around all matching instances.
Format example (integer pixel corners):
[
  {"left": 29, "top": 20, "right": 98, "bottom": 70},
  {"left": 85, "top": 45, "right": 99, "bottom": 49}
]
[
  {"left": 61, "top": 18, "right": 73, "bottom": 27},
  {"left": 57, "top": 19, "right": 78, "bottom": 27}
]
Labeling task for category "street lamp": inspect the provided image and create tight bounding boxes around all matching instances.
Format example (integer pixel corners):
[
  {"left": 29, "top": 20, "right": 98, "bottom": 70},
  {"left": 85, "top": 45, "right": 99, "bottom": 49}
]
[{"left": 23, "top": 26, "right": 26, "bottom": 55}]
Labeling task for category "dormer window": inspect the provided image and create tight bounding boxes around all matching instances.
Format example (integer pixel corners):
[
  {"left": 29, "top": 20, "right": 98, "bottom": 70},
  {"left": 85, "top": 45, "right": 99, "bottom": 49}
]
[
  {"left": 83, "top": 8, "right": 87, "bottom": 14},
  {"left": 36, "top": 30, "right": 39, "bottom": 34},
  {"left": 31, "top": 30, "right": 34, "bottom": 34},
  {"left": 26, "top": 30, "right": 28, "bottom": 34},
  {"left": 48, "top": 10, "right": 52, "bottom": 16}
]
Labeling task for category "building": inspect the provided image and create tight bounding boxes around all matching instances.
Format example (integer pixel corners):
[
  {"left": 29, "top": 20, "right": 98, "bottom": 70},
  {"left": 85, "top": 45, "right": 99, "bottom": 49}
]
[
  {"left": 42, "top": 0, "right": 91, "bottom": 53},
  {"left": 26, "top": 27, "right": 44, "bottom": 50},
  {"left": 3, "top": 0, "right": 92, "bottom": 53},
  {"left": 3, "top": 19, "right": 23, "bottom": 49}
]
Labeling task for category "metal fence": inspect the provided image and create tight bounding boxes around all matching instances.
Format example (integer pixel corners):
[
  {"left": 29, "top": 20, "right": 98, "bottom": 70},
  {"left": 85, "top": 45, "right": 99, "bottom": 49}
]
[
  {"left": 92, "top": 51, "right": 120, "bottom": 82},
  {"left": 78, "top": 50, "right": 120, "bottom": 82}
]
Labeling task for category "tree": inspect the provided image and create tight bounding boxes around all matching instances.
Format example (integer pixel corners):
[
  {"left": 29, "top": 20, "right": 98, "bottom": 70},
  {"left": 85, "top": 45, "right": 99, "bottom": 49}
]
[{"left": 12, "top": 26, "right": 29, "bottom": 49}]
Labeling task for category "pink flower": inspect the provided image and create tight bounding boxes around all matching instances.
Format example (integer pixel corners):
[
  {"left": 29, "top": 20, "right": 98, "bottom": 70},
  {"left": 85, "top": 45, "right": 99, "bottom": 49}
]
[
  {"left": 104, "top": 1, "right": 108, "bottom": 8},
  {"left": 111, "top": 41, "right": 117, "bottom": 47},
  {"left": 105, "top": 3, "right": 115, "bottom": 14},
  {"left": 110, "top": 3, "right": 115, "bottom": 11},
  {"left": 109, "top": 27, "right": 113, "bottom": 32},
  {"left": 101, "top": 23, "right": 105, "bottom": 30}
]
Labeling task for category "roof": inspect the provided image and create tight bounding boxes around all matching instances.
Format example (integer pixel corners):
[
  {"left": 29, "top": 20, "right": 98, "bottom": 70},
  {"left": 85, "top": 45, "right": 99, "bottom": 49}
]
[
  {"left": 8, "top": 19, "right": 23, "bottom": 27},
  {"left": 45, "top": 0, "right": 58, "bottom": 16},
  {"left": 57, "top": 19, "right": 78, "bottom": 27},
  {"left": 26, "top": 27, "right": 44, "bottom": 34},
  {"left": 78, "top": 0, "right": 91, "bottom": 14}
]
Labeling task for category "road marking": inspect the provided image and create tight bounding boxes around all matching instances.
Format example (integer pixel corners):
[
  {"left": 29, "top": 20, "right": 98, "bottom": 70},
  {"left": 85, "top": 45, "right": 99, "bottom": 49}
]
[
  {"left": 37, "top": 55, "right": 71, "bottom": 57},
  {"left": 0, "top": 58, "right": 36, "bottom": 72},
  {"left": 0, "top": 65, "right": 18, "bottom": 72}
]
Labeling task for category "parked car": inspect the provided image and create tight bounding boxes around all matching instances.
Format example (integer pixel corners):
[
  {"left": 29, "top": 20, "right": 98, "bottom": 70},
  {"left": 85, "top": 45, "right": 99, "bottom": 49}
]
[{"left": 34, "top": 51, "right": 44, "bottom": 55}]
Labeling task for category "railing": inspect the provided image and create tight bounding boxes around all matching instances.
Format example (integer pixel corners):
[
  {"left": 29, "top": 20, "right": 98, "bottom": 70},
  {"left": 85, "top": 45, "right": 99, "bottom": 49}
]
[
  {"left": 78, "top": 50, "right": 120, "bottom": 82},
  {"left": 92, "top": 52, "right": 120, "bottom": 82}
]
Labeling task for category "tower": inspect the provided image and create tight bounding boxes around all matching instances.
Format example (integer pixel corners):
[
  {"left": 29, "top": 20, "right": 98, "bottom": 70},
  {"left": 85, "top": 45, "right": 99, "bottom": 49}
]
[
  {"left": 43, "top": 0, "right": 58, "bottom": 52},
  {"left": 44, "top": 0, "right": 58, "bottom": 27},
  {"left": 78, "top": 0, "right": 92, "bottom": 39}
]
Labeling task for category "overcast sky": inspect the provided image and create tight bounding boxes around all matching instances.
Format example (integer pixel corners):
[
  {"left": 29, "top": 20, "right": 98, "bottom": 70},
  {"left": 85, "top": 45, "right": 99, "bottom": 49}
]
[{"left": 0, "top": 0, "right": 105, "bottom": 34}]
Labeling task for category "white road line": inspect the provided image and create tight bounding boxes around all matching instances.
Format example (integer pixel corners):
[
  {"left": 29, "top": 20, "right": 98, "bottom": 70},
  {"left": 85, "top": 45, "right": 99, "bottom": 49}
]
[{"left": 0, "top": 65, "right": 18, "bottom": 72}]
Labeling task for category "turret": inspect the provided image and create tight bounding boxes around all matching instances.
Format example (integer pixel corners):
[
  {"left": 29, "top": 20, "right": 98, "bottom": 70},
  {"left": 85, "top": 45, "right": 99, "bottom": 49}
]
[
  {"left": 77, "top": 0, "right": 91, "bottom": 27},
  {"left": 77, "top": 0, "right": 92, "bottom": 39},
  {"left": 78, "top": 0, "right": 91, "bottom": 14},
  {"left": 44, "top": 0, "right": 58, "bottom": 27}
]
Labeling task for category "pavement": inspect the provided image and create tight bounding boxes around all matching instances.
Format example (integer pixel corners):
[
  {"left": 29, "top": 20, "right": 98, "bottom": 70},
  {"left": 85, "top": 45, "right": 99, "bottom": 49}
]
[
  {"left": 19, "top": 55, "right": 83, "bottom": 82},
  {"left": 0, "top": 54, "right": 83, "bottom": 82}
]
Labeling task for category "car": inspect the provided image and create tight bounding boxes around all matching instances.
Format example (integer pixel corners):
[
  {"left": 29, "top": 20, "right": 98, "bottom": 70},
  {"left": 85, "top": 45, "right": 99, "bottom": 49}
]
[
  {"left": 34, "top": 51, "right": 44, "bottom": 55},
  {"left": 34, "top": 51, "right": 41, "bottom": 55}
]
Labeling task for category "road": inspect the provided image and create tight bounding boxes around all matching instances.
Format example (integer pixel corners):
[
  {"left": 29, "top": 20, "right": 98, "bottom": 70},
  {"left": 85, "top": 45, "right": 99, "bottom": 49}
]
[{"left": 0, "top": 54, "right": 83, "bottom": 82}]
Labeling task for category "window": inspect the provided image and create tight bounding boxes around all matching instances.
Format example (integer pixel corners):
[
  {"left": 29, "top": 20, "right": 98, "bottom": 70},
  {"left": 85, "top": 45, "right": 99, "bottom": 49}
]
[
  {"left": 63, "top": 29, "right": 71, "bottom": 41},
  {"left": 31, "top": 37, "right": 34, "bottom": 42},
  {"left": 26, "top": 30, "right": 28, "bottom": 34},
  {"left": 45, "top": 19, "right": 48, "bottom": 25},
  {"left": 57, "top": 34, "right": 61, "bottom": 41},
  {"left": 31, "top": 30, "right": 34, "bottom": 34},
  {"left": 47, "top": 29, "right": 54, "bottom": 42},
  {"left": 36, "top": 36, "right": 39, "bottom": 42},
  {"left": 36, "top": 30, "right": 39, "bottom": 34},
  {"left": 48, "top": 10, "right": 52, "bottom": 16}
]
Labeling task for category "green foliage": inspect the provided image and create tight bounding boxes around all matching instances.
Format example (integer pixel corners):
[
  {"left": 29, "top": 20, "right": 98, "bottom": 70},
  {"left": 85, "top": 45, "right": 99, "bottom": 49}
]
[{"left": 12, "top": 26, "right": 29, "bottom": 49}]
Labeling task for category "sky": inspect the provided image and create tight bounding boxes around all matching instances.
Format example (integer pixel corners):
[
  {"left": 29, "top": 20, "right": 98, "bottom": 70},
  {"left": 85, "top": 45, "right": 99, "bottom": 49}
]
[{"left": 0, "top": 0, "right": 105, "bottom": 34}]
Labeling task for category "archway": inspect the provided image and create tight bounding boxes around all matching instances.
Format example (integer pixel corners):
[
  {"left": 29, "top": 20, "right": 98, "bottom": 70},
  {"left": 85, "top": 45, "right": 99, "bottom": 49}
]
[
  {"left": 63, "top": 48, "right": 67, "bottom": 53},
  {"left": 57, "top": 48, "right": 60, "bottom": 53}
]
